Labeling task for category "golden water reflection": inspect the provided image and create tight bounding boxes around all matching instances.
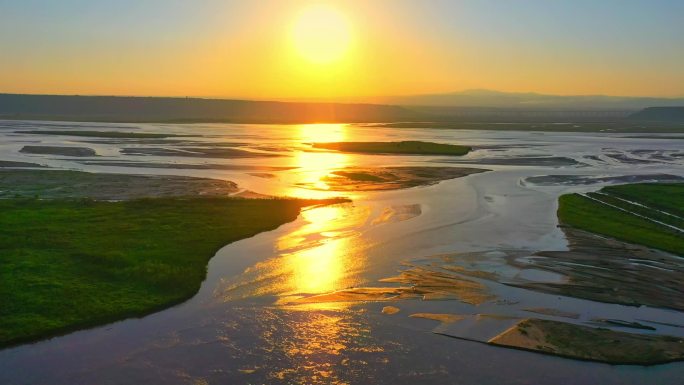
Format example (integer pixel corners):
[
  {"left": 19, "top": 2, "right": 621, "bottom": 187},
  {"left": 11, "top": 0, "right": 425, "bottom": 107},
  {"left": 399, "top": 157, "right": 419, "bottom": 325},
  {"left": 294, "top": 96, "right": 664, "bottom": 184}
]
[
  {"left": 218, "top": 203, "right": 370, "bottom": 307},
  {"left": 297, "top": 123, "right": 348, "bottom": 143},
  {"left": 289, "top": 237, "right": 346, "bottom": 294},
  {"left": 217, "top": 124, "right": 386, "bottom": 381},
  {"left": 294, "top": 150, "right": 350, "bottom": 191},
  {"left": 282, "top": 124, "right": 352, "bottom": 197},
  {"left": 266, "top": 308, "right": 384, "bottom": 385},
  {"left": 277, "top": 204, "right": 369, "bottom": 297}
]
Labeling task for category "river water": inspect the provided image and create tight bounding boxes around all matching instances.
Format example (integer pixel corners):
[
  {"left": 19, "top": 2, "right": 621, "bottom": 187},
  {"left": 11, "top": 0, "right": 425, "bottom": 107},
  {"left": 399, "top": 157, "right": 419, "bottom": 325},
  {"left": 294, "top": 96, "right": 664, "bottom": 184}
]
[{"left": 1, "top": 121, "right": 683, "bottom": 384}]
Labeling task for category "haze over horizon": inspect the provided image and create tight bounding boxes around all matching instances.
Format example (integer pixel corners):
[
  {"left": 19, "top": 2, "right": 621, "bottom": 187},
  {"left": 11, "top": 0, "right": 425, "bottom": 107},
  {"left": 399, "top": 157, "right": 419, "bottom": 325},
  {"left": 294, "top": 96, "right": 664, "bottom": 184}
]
[{"left": 1, "top": 0, "right": 683, "bottom": 100}]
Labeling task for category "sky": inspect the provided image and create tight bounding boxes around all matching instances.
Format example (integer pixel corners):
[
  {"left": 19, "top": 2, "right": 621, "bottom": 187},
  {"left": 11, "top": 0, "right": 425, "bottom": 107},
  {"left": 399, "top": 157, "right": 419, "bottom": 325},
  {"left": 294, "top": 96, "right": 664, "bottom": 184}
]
[{"left": 0, "top": 0, "right": 683, "bottom": 100}]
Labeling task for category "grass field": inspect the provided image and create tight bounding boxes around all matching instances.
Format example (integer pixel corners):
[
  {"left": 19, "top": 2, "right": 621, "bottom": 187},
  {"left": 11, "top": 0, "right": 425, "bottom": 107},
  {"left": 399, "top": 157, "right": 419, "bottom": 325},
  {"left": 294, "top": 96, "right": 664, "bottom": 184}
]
[
  {"left": 558, "top": 183, "right": 684, "bottom": 255},
  {"left": 312, "top": 141, "right": 471, "bottom": 156},
  {"left": 0, "top": 197, "right": 342, "bottom": 347}
]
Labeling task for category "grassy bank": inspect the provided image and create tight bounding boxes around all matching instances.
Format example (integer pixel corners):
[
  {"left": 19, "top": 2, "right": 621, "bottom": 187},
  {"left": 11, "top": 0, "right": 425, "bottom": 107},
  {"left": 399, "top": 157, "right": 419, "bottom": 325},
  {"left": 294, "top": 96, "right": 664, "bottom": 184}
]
[
  {"left": 0, "top": 197, "right": 342, "bottom": 347},
  {"left": 491, "top": 318, "right": 684, "bottom": 365},
  {"left": 312, "top": 141, "right": 471, "bottom": 156},
  {"left": 558, "top": 183, "right": 684, "bottom": 255}
]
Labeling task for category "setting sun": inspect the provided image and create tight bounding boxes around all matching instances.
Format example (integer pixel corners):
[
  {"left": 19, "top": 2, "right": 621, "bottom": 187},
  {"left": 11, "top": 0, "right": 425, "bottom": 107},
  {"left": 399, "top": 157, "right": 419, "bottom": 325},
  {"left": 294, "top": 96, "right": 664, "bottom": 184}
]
[{"left": 291, "top": 4, "right": 352, "bottom": 64}]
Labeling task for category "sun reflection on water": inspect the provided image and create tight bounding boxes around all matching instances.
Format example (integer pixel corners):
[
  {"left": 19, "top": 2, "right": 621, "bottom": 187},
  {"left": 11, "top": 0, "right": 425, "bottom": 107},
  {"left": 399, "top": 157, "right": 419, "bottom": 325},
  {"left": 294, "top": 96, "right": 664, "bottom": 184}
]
[
  {"left": 217, "top": 203, "right": 370, "bottom": 306},
  {"left": 295, "top": 151, "right": 350, "bottom": 191},
  {"left": 277, "top": 204, "right": 369, "bottom": 297},
  {"left": 262, "top": 308, "right": 385, "bottom": 385},
  {"left": 298, "top": 123, "right": 348, "bottom": 143},
  {"left": 265, "top": 204, "right": 378, "bottom": 383},
  {"left": 289, "top": 235, "right": 346, "bottom": 294},
  {"left": 281, "top": 124, "right": 353, "bottom": 197},
  {"left": 209, "top": 124, "right": 388, "bottom": 382}
]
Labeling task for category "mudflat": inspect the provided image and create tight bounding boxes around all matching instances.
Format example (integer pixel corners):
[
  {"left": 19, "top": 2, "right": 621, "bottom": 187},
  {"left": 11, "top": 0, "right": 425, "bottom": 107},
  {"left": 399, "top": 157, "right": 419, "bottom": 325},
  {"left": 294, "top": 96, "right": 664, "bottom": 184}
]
[
  {"left": 299, "top": 166, "right": 488, "bottom": 191},
  {"left": 312, "top": 141, "right": 471, "bottom": 156},
  {"left": 20, "top": 145, "right": 97, "bottom": 157},
  {"left": 490, "top": 319, "right": 684, "bottom": 365},
  {"left": 0, "top": 169, "right": 240, "bottom": 199},
  {"left": 16, "top": 130, "right": 185, "bottom": 139},
  {"left": 120, "top": 146, "right": 281, "bottom": 158}
]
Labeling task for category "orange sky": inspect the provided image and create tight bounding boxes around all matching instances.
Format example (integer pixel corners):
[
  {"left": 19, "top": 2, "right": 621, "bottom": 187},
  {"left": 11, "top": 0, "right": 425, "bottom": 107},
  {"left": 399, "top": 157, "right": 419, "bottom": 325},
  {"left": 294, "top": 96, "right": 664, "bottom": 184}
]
[{"left": 1, "top": 0, "right": 683, "bottom": 99}]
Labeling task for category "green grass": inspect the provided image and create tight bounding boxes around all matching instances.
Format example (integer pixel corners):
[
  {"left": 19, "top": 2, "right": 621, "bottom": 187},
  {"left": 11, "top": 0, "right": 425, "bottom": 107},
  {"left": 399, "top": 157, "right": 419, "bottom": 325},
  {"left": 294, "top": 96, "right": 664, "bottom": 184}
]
[
  {"left": 586, "top": 192, "right": 684, "bottom": 229},
  {"left": 601, "top": 183, "right": 684, "bottom": 218},
  {"left": 312, "top": 141, "right": 471, "bottom": 156},
  {"left": 520, "top": 319, "right": 684, "bottom": 365},
  {"left": 0, "top": 197, "right": 343, "bottom": 347},
  {"left": 17, "top": 130, "right": 184, "bottom": 138},
  {"left": 558, "top": 183, "right": 684, "bottom": 255}
]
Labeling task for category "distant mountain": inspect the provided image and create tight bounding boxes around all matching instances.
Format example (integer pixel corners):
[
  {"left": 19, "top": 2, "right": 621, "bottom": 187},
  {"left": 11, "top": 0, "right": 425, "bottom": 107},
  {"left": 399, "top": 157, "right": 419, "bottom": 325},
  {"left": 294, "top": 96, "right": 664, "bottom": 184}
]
[
  {"left": 2, "top": 92, "right": 683, "bottom": 125},
  {"left": 383, "top": 89, "right": 684, "bottom": 110},
  {"left": 0, "top": 94, "right": 419, "bottom": 124},
  {"left": 629, "top": 107, "right": 684, "bottom": 121}
]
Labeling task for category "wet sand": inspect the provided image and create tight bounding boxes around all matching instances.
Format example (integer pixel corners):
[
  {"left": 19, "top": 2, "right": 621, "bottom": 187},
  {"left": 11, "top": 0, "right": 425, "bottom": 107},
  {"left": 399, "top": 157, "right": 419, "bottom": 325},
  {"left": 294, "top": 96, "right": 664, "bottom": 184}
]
[
  {"left": 522, "top": 173, "right": 683, "bottom": 186},
  {"left": 120, "top": 146, "right": 281, "bottom": 158},
  {"left": 0, "top": 169, "right": 240, "bottom": 200},
  {"left": 490, "top": 319, "right": 684, "bottom": 365},
  {"left": 0, "top": 160, "right": 46, "bottom": 168},
  {"left": 20, "top": 145, "right": 97, "bottom": 157},
  {"left": 300, "top": 166, "right": 488, "bottom": 191},
  {"left": 78, "top": 160, "right": 295, "bottom": 171},
  {"left": 442, "top": 155, "right": 582, "bottom": 167},
  {"left": 16, "top": 130, "right": 184, "bottom": 139},
  {"left": 508, "top": 227, "right": 684, "bottom": 311}
]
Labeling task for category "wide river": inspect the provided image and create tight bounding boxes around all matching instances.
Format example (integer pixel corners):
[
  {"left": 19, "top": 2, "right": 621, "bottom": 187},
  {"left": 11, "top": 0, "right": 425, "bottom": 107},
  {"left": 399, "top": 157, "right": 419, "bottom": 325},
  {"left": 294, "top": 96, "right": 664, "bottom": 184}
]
[{"left": 1, "top": 121, "right": 683, "bottom": 384}]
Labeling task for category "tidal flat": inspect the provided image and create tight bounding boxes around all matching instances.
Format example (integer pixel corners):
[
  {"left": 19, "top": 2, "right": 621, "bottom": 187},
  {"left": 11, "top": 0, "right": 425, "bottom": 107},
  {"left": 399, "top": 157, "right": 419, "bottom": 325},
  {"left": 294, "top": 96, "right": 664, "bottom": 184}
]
[
  {"left": 1, "top": 121, "right": 684, "bottom": 384},
  {"left": 311, "top": 140, "right": 471, "bottom": 156},
  {"left": 0, "top": 169, "right": 241, "bottom": 199},
  {"left": 300, "top": 166, "right": 488, "bottom": 191},
  {"left": 20, "top": 145, "right": 97, "bottom": 157},
  {"left": 120, "top": 146, "right": 280, "bottom": 158},
  {"left": 0, "top": 160, "right": 46, "bottom": 168},
  {"left": 489, "top": 319, "right": 684, "bottom": 365},
  {"left": 16, "top": 130, "right": 185, "bottom": 139}
]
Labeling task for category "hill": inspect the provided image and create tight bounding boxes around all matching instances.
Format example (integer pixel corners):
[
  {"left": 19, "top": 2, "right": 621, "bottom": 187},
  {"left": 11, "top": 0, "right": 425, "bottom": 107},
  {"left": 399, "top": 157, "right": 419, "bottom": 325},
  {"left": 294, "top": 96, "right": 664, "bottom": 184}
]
[
  {"left": 0, "top": 94, "right": 420, "bottom": 124},
  {"left": 382, "top": 89, "right": 684, "bottom": 110},
  {"left": 629, "top": 107, "right": 684, "bottom": 122},
  {"left": 2, "top": 93, "right": 684, "bottom": 127}
]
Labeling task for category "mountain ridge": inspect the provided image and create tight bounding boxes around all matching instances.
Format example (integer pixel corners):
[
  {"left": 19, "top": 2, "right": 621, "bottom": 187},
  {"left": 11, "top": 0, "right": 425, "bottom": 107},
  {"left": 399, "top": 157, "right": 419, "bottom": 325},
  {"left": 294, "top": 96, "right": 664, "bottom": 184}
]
[
  {"left": 379, "top": 89, "right": 684, "bottom": 109},
  {"left": 1, "top": 92, "right": 683, "bottom": 124}
]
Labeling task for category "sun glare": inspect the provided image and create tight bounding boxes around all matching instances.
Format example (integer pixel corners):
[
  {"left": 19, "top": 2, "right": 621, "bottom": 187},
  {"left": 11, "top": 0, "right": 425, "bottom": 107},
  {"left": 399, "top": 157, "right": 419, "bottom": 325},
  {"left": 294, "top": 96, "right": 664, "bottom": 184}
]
[{"left": 291, "top": 4, "right": 352, "bottom": 64}]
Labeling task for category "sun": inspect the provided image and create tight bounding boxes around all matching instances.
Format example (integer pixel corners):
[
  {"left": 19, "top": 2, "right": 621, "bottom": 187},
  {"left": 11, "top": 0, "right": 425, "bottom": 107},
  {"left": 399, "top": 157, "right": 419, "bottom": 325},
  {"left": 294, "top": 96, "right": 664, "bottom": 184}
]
[{"left": 291, "top": 4, "right": 352, "bottom": 64}]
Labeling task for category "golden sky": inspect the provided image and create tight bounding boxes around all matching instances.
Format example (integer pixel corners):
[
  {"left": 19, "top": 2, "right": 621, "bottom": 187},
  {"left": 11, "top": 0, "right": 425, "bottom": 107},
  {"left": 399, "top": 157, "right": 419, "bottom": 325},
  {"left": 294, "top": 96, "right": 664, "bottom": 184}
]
[{"left": 1, "top": 0, "right": 683, "bottom": 99}]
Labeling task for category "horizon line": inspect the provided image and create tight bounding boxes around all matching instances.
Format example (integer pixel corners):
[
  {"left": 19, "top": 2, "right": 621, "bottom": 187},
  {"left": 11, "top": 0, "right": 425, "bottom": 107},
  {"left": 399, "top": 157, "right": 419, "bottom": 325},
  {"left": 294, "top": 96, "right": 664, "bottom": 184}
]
[{"left": 2, "top": 89, "right": 684, "bottom": 103}]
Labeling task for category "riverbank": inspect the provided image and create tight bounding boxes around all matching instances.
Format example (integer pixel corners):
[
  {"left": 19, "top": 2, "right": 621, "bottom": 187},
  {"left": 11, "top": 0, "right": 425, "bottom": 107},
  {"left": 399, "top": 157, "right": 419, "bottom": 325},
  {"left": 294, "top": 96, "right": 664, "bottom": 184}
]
[
  {"left": 558, "top": 183, "right": 683, "bottom": 255},
  {"left": 0, "top": 170, "right": 345, "bottom": 347}
]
